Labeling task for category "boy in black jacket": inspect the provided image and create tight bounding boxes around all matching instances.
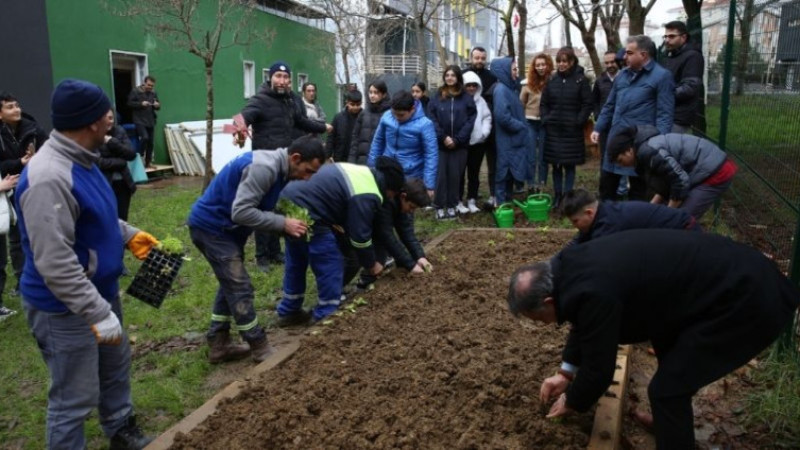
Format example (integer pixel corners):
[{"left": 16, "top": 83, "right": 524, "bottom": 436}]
[{"left": 325, "top": 90, "right": 362, "bottom": 161}]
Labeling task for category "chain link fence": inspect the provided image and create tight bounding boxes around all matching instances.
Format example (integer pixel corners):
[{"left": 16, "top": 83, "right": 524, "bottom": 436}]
[{"left": 701, "top": 0, "right": 800, "bottom": 353}]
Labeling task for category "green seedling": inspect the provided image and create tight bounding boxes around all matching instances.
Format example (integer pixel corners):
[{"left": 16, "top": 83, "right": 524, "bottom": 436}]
[
  {"left": 354, "top": 297, "right": 368, "bottom": 306},
  {"left": 276, "top": 198, "right": 315, "bottom": 241},
  {"left": 310, "top": 329, "right": 322, "bottom": 336},
  {"left": 157, "top": 236, "right": 184, "bottom": 255},
  {"left": 538, "top": 226, "right": 550, "bottom": 233},
  {"left": 441, "top": 255, "right": 447, "bottom": 262},
  {"left": 505, "top": 232, "right": 515, "bottom": 241},
  {"left": 321, "top": 319, "right": 334, "bottom": 326},
  {"left": 345, "top": 304, "right": 358, "bottom": 313}
]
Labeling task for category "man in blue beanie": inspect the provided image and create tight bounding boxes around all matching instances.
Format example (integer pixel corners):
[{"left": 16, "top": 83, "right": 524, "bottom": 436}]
[{"left": 16, "top": 79, "right": 158, "bottom": 449}]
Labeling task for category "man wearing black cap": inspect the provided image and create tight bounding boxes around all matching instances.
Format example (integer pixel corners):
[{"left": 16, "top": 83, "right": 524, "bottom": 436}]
[
  {"left": 237, "top": 61, "right": 332, "bottom": 272},
  {"left": 326, "top": 89, "right": 362, "bottom": 162},
  {"left": 16, "top": 79, "right": 159, "bottom": 449},
  {"left": 126, "top": 75, "right": 160, "bottom": 168}
]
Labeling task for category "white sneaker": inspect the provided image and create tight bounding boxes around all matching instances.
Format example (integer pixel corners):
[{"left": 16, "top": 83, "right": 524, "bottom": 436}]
[
  {"left": 0, "top": 306, "right": 16, "bottom": 322},
  {"left": 456, "top": 202, "right": 470, "bottom": 215},
  {"left": 446, "top": 208, "right": 457, "bottom": 219},
  {"left": 467, "top": 199, "right": 480, "bottom": 213},
  {"left": 436, "top": 209, "right": 446, "bottom": 220},
  {"left": 483, "top": 196, "right": 496, "bottom": 210}
]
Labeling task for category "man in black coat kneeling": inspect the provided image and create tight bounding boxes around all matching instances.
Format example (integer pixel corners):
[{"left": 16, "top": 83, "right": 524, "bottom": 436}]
[{"left": 507, "top": 229, "right": 799, "bottom": 449}]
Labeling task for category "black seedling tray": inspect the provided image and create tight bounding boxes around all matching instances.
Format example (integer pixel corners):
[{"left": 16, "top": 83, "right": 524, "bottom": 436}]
[{"left": 127, "top": 248, "right": 183, "bottom": 308}]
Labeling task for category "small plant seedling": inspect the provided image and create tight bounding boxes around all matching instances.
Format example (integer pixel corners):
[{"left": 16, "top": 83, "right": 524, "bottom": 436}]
[
  {"left": 505, "top": 232, "right": 515, "bottom": 241},
  {"left": 277, "top": 198, "right": 315, "bottom": 241},
  {"left": 321, "top": 319, "right": 334, "bottom": 326},
  {"left": 487, "top": 240, "right": 496, "bottom": 247},
  {"left": 441, "top": 255, "right": 447, "bottom": 262},
  {"left": 538, "top": 226, "right": 550, "bottom": 233},
  {"left": 158, "top": 236, "right": 184, "bottom": 255},
  {"left": 354, "top": 297, "right": 368, "bottom": 306},
  {"left": 345, "top": 304, "right": 357, "bottom": 313},
  {"left": 310, "top": 330, "right": 322, "bottom": 336}
]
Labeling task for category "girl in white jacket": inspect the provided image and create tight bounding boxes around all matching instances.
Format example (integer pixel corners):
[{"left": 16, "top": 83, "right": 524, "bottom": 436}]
[{"left": 460, "top": 70, "right": 493, "bottom": 213}]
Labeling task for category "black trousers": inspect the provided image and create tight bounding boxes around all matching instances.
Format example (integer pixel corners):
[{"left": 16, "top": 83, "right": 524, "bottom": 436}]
[
  {"left": 434, "top": 148, "right": 468, "bottom": 209},
  {"left": 461, "top": 142, "right": 486, "bottom": 200},
  {"left": 599, "top": 171, "right": 648, "bottom": 201},
  {"left": 254, "top": 231, "right": 282, "bottom": 264},
  {"left": 136, "top": 124, "right": 155, "bottom": 166},
  {"left": 111, "top": 180, "right": 133, "bottom": 221},
  {"left": 648, "top": 369, "right": 698, "bottom": 449}
]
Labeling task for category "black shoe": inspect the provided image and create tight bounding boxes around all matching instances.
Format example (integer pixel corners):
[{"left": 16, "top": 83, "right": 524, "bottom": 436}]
[
  {"left": 276, "top": 309, "right": 312, "bottom": 328},
  {"left": 552, "top": 193, "right": 563, "bottom": 210},
  {"left": 110, "top": 416, "right": 153, "bottom": 450}
]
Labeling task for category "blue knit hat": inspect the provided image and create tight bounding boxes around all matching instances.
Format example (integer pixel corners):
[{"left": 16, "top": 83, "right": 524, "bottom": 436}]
[
  {"left": 51, "top": 79, "right": 112, "bottom": 130},
  {"left": 268, "top": 61, "right": 291, "bottom": 78}
]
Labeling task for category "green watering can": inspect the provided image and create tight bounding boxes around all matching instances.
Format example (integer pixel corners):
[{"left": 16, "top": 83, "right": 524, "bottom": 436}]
[
  {"left": 513, "top": 193, "right": 552, "bottom": 222},
  {"left": 494, "top": 203, "right": 515, "bottom": 228}
]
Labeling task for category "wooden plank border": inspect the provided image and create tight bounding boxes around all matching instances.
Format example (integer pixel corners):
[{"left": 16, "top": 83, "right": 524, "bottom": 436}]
[{"left": 588, "top": 345, "right": 631, "bottom": 450}]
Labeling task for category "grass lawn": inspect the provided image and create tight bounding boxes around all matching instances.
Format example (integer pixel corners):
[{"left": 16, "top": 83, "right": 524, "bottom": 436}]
[{"left": 0, "top": 157, "right": 795, "bottom": 448}]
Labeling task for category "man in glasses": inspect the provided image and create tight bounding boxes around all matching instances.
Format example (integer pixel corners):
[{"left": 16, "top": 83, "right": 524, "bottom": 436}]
[{"left": 661, "top": 20, "right": 705, "bottom": 134}]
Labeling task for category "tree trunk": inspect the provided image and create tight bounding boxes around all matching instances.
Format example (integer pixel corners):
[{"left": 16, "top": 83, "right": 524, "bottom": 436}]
[
  {"left": 517, "top": 0, "right": 527, "bottom": 67},
  {"left": 682, "top": 0, "right": 703, "bottom": 49},
  {"left": 599, "top": 5, "right": 623, "bottom": 51},
  {"left": 627, "top": 0, "right": 646, "bottom": 35},
  {"left": 414, "top": 14, "right": 428, "bottom": 84},
  {"left": 582, "top": 31, "right": 603, "bottom": 76},
  {"left": 564, "top": 16, "right": 572, "bottom": 47},
  {"left": 735, "top": 0, "right": 755, "bottom": 96},
  {"left": 202, "top": 60, "right": 215, "bottom": 192},
  {"left": 504, "top": 16, "right": 515, "bottom": 58},
  {"left": 341, "top": 45, "right": 351, "bottom": 85}
]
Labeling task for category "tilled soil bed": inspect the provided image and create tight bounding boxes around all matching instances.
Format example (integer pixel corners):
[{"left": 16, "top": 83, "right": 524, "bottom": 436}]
[{"left": 172, "top": 229, "right": 594, "bottom": 449}]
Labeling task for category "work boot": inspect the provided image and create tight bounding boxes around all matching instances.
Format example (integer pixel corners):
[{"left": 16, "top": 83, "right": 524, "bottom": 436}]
[
  {"left": 249, "top": 337, "right": 274, "bottom": 363},
  {"left": 275, "top": 309, "right": 312, "bottom": 328},
  {"left": 208, "top": 330, "right": 251, "bottom": 364},
  {"left": 110, "top": 416, "right": 153, "bottom": 450}
]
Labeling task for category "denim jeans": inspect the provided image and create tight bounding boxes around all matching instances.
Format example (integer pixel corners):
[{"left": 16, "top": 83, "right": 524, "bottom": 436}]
[
  {"left": 526, "top": 120, "right": 547, "bottom": 186},
  {"left": 277, "top": 229, "right": 343, "bottom": 322},
  {"left": 552, "top": 164, "right": 576, "bottom": 195},
  {"left": 24, "top": 298, "right": 133, "bottom": 449},
  {"left": 189, "top": 226, "right": 265, "bottom": 343}
]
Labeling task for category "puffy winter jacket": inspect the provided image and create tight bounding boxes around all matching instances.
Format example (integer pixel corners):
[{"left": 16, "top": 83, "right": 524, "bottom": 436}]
[
  {"left": 349, "top": 98, "right": 391, "bottom": 165},
  {"left": 633, "top": 125, "right": 728, "bottom": 200},
  {"left": 0, "top": 114, "right": 48, "bottom": 176},
  {"left": 427, "top": 88, "right": 476, "bottom": 149},
  {"left": 541, "top": 65, "right": 593, "bottom": 165},
  {"left": 592, "top": 71, "right": 616, "bottom": 119},
  {"left": 326, "top": 109, "right": 359, "bottom": 161},
  {"left": 372, "top": 195, "right": 425, "bottom": 271},
  {"left": 241, "top": 83, "right": 326, "bottom": 151},
  {"left": 97, "top": 125, "right": 137, "bottom": 194},
  {"left": 490, "top": 57, "right": 530, "bottom": 183},
  {"left": 661, "top": 43, "right": 704, "bottom": 127},
  {"left": 463, "top": 71, "right": 492, "bottom": 145},
  {"left": 367, "top": 101, "right": 439, "bottom": 190}
]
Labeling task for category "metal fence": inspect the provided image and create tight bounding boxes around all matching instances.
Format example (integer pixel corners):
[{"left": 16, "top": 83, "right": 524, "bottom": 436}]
[{"left": 701, "top": 0, "right": 800, "bottom": 353}]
